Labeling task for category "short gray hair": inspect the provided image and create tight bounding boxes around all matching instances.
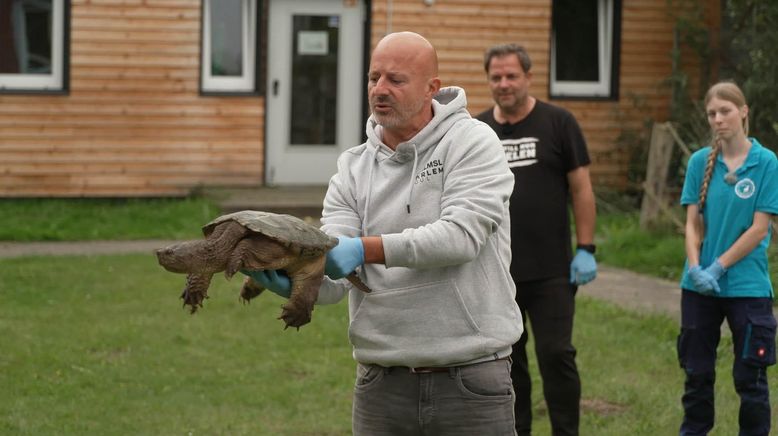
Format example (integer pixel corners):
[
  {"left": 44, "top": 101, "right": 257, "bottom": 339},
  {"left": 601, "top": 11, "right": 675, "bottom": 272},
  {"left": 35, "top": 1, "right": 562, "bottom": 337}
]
[{"left": 483, "top": 43, "right": 532, "bottom": 73}]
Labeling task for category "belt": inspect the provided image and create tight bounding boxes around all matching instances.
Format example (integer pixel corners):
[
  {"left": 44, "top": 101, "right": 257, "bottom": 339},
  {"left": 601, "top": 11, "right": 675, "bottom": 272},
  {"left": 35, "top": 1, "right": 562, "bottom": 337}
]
[
  {"left": 391, "top": 356, "right": 509, "bottom": 374},
  {"left": 408, "top": 366, "right": 451, "bottom": 374}
]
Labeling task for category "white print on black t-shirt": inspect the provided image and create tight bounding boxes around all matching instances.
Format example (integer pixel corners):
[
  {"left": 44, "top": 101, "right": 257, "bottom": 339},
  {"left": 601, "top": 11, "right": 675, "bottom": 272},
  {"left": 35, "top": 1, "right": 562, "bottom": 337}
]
[
  {"left": 502, "top": 137, "right": 538, "bottom": 168},
  {"left": 414, "top": 158, "right": 444, "bottom": 184}
]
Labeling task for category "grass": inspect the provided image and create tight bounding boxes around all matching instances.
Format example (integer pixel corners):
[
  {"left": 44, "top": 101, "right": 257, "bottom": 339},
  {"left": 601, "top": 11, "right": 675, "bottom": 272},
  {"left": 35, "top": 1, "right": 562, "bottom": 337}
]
[
  {"left": 1, "top": 254, "right": 776, "bottom": 435},
  {"left": 596, "top": 211, "right": 686, "bottom": 280},
  {"left": 2, "top": 198, "right": 777, "bottom": 433},
  {"left": 0, "top": 254, "right": 354, "bottom": 435},
  {"left": 0, "top": 198, "right": 220, "bottom": 241}
]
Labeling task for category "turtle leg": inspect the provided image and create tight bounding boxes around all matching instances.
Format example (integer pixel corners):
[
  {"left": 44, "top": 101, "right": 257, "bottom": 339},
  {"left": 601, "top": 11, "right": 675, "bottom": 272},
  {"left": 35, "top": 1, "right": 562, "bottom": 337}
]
[
  {"left": 239, "top": 275, "right": 266, "bottom": 302},
  {"left": 280, "top": 255, "right": 325, "bottom": 329},
  {"left": 180, "top": 273, "right": 213, "bottom": 314},
  {"left": 224, "top": 235, "right": 295, "bottom": 280}
]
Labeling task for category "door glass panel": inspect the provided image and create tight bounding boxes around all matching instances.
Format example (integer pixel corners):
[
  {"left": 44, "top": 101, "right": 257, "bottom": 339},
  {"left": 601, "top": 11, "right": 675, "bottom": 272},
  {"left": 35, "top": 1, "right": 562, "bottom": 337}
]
[
  {"left": 209, "top": 0, "right": 243, "bottom": 77},
  {"left": 290, "top": 14, "right": 339, "bottom": 145}
]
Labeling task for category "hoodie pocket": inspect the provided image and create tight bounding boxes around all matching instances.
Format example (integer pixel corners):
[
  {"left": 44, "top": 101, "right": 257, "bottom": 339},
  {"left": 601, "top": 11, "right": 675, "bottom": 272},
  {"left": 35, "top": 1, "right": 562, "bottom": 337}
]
[{"left": 348, "top": 280, "right": 482, "bottom": 356}]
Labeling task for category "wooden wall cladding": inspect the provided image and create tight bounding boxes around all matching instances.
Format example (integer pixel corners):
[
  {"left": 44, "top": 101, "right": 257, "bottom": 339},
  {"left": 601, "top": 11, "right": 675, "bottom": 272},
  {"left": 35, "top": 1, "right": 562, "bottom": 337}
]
[
  {"left": 0, "top": 0, "right": 264, "bottom": 197},
  {"left": 0, "top": 0, "right": 716, "bottom": 196},
  {"left": 370, "top": 0, "right": 716, "bottom": 189}
]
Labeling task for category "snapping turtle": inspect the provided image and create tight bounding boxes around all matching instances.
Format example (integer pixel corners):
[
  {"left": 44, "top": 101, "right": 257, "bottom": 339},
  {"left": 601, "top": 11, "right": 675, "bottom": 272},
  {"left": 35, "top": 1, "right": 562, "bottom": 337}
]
[{"left": 155, "top": 210, "right": 370, "bottom": 328}]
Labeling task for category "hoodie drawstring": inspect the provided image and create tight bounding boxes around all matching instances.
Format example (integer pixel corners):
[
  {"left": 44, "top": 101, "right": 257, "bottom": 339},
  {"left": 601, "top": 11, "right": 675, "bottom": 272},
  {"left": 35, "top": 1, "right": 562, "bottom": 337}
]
[
  {"left": 406, "top": 144, "right": 418, "bottom": 214},
  {"left": 362, "top": 147, "right": 377, "bottom": 235}
]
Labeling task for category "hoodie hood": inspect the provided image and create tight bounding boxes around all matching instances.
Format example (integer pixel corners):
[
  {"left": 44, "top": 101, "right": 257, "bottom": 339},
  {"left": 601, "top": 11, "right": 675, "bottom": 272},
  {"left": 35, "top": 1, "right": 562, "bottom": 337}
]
[{"left": 365, "top": 86, "right": 471, "bottom": 163}]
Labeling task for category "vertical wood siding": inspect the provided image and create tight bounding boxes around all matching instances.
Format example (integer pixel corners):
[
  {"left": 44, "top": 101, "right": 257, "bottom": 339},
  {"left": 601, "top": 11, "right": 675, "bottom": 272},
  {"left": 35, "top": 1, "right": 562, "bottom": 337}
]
[
  {"left": 371, "top": 0, "right": 717, "bottom": 188},
  {"left": 0, "top": 0, "right": 715, "bottom": 196},
  {"left": 0, "top": 0, "right": 264, "bottom": 196}
]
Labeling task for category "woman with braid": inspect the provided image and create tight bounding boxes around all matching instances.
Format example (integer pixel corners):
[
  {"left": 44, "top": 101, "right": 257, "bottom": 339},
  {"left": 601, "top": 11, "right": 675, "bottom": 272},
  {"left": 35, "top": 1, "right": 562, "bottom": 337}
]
[{"left": 677, "top": 81, "right": 778, "bottom": 435}]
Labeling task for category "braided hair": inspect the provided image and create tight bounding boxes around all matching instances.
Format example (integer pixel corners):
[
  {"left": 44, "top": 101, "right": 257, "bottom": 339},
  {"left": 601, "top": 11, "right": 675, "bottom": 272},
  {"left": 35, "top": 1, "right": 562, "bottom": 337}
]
[
  {"left": 696, "top": 81, "right": 749, "bottom": 235},
  {"left": 697, "top": 138, "right": 721, "bottom": 215}
]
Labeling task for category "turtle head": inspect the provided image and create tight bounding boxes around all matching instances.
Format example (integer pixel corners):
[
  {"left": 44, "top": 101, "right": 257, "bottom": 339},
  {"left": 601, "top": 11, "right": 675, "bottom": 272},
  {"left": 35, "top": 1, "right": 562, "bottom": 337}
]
[{"left": 155, "top": 240, "right": 205, "bottom": 273}]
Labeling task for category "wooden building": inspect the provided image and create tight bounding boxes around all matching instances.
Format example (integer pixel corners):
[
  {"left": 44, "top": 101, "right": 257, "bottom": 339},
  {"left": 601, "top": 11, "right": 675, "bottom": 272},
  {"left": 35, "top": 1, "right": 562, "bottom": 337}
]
[{"left": 0, "top": 0, "right": 718, "bottom": 197}]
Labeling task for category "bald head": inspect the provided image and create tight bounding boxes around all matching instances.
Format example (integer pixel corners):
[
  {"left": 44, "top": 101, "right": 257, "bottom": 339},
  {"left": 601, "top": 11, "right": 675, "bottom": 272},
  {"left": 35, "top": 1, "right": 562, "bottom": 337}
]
[
  {"left": 367, "top": 32, "right": 441, "bottom": 149},
  {"left": 372, "top": 32, "right": 439, "bottom": 79}
]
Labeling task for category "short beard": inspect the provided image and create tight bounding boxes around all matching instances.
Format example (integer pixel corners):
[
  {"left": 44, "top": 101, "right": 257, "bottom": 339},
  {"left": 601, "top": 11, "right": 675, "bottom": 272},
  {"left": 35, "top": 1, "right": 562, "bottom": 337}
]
[
  {"left": 371, "top": 97, "right": 426, "bottom": 129},
  {"left": 498, "top": 97, "right": 525, "bottom": 116}
]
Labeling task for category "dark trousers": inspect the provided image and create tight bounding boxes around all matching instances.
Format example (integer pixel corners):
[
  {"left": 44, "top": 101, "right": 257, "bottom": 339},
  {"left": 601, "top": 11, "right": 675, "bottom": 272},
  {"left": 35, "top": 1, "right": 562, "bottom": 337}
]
[
  {"left": 512, "top": 277, "right": 580, "bottom": 436},
  {"left": 677, "top": 290, "right": 776, "bottom": 436},
  {"left": 352, "top": 359, "right": 516, "bottom": 436}
]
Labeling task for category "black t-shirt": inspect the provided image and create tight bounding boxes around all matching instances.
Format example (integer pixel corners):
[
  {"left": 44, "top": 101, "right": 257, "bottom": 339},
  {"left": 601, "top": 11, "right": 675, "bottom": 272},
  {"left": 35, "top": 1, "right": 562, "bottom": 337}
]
[{"left": 476, "top": 100, "right": 590, "bottom": 282}]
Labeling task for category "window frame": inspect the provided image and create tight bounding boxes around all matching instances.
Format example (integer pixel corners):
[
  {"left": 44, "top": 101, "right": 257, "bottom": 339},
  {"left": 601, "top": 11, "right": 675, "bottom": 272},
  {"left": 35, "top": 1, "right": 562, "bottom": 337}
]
[
  {"left": 0, "top": 0, "right": 69, "bottom": 94},
  {"left": 200, "top": 0, "right": 260, "bottom": 95},
  {"left": 549, "top": 0, "right": 620, "bottom": 100}
]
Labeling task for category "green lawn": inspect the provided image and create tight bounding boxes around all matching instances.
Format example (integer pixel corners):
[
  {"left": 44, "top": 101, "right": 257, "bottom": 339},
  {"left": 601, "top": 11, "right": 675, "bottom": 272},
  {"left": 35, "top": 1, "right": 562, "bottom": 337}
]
[
  {"left": 1, "top": 198, "right": 777, "bottom": 433},
  {"left": 0, "top": 254, "right": 354, "bottom": 435},
  {"left": 0, "top": 198, "right": 220, "bottom": 241},
  {"left": 596, "top": 212, "right": 686, "bottom": 280},
  {"left": 1, "top": 254, "right": 775, "bottom": 435}
]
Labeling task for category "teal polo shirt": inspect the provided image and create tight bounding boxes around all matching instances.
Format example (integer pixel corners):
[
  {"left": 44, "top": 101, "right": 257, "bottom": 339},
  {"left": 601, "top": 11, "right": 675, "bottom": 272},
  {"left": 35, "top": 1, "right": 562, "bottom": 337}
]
[{"left": 680, "top": 138, "right": 778, "bottom": 297}]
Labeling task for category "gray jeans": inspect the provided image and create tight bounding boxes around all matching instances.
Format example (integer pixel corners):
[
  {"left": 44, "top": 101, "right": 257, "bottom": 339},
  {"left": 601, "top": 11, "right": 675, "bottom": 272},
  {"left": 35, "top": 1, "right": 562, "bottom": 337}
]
[{"left": 352, "top": 358, "right": 516, "bottom": 436}]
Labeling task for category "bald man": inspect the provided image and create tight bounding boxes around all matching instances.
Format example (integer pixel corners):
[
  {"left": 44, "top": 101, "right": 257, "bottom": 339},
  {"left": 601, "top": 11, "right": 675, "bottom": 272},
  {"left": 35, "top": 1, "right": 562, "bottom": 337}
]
[{"left": 244, "top": 32, "right": 522, "bottom": 435}]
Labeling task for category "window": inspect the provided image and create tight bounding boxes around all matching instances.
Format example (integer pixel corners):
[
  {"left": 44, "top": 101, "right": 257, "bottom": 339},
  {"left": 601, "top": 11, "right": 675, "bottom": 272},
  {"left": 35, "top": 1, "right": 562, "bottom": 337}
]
[
  {"left": 201, "top": 0, "right": 259, "bottom": 93},
  {"left": 0, "top": 0, "right": 68, "bottom": 92},
  {"left": 550, "top": 0, "right": 619, "bottom": 99}
]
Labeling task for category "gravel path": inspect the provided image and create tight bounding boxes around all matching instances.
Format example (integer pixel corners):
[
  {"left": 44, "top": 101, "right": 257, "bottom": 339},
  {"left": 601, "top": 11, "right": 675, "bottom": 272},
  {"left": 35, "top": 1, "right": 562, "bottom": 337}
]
[{"left": 0, "top": 240, "right": 179, "bottom": 258}]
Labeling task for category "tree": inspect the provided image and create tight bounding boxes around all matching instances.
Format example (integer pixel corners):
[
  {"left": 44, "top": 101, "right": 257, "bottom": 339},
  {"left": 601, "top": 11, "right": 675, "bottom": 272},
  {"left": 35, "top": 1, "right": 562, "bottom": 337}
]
[{"left": 720, "top": 1, "right": 778, "bottom": 150}]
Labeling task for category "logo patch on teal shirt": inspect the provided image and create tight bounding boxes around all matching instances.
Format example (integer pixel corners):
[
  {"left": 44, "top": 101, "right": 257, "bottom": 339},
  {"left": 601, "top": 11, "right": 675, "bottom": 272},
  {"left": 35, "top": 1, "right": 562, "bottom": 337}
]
[{"left": 735, "top": 178, "right": 756, "bottom": 199}]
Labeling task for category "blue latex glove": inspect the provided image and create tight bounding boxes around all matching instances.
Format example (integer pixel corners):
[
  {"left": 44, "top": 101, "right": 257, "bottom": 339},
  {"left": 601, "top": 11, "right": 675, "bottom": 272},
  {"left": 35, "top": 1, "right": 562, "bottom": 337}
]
[
  {"left": 703, "top": 259, "right": 726, "bottom": 293},
  {"left": 704, "top": 259, "right": 726, "bottom": 280},
  {"left": 570, "top": 249, "right": 597, "bottom": 285},
  {"left": 241, "top": 269, "right": 292, "bottom": 298},
  {"left": 687, "top": 265, "right": 720, "bottom": 295},
  {"left": 325, "top": 236, "right": 365, "bottom": 280}
]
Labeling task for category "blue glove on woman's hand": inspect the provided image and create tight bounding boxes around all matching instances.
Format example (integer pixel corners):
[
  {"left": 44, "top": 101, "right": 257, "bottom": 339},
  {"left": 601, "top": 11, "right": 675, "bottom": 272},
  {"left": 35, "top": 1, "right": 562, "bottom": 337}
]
[
  {"left": 570, "top": 249, "right": 597, "bottom": 285},
  {"left": 702, "top": 259, "right": 726, "bottom": 293},
  {"left": 704, "top": 259, "right": 726, "bottom": 281},
  {"left": 325, "top": 236, "right": 365, "bottom": 280},
  {"left": 241, "top": 269, "right": 292, "bottom": 298},
  {"left": 688, "top": 265, "right": 720, "bottom": 294}
]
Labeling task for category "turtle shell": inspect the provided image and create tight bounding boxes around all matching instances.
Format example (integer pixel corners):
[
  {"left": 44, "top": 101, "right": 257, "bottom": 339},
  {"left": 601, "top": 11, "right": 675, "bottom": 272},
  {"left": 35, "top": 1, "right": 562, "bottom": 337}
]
[{"left": 202, "top": 210, "right": 337, "bottom": 254}]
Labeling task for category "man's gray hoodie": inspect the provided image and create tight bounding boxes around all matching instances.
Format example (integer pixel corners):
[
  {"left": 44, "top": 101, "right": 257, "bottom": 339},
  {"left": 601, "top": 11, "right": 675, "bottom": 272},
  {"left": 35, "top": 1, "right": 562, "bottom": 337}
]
[{"left": 317, "top": 86, "right": 523, "bottom": 368}]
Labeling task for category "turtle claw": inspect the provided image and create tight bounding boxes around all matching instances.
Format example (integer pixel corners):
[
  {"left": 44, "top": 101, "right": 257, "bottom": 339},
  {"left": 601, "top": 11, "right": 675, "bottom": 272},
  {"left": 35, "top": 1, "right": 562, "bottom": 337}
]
[
  {"left": 178, "top": 273, "right": 213, "bottom": 314},
  {"left": 278, "top": 314, "right": 301, "bottom": 331},
  {"left": 278, "top": 303, "right": 312, "bottom": 329},
  {"left": 240, "top": 277, "right": 265, "bottom": 302},
  {"left": 280, "top": 322, "right": 301, "bottom": 332},
  {"left": 181, "top": 290, "right": 207, "bottom": 314}
]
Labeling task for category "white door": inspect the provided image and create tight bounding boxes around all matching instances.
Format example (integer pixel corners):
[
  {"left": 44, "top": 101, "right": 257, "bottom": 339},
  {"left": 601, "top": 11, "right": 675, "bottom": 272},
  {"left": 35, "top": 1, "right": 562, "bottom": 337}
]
[{"left": 265, "top": 0, "right": 365, "bottom": 185}]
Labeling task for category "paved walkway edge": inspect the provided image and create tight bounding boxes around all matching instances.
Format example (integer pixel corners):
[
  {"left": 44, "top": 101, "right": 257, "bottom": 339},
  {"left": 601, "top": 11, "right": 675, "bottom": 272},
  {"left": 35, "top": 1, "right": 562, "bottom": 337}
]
[
  {"left": 0, "top": 240, "right": 179, "bottom": 258},
  {"left": 579, "top": 266, "right": 682, "bottom": 320}
]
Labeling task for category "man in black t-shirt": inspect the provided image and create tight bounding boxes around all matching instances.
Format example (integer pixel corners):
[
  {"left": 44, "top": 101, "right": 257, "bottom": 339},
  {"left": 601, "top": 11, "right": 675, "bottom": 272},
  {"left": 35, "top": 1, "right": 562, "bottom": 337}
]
[{"left": 476, "top": 43, "right": 597, "bottom": 436}]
